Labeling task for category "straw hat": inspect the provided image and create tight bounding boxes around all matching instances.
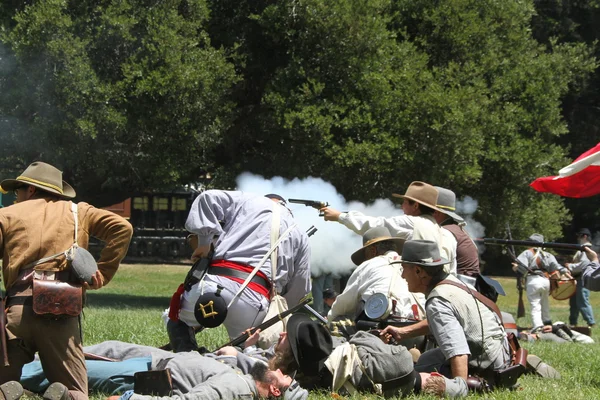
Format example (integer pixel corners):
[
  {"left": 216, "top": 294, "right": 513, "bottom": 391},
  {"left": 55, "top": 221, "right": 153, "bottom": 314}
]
[
  {"left": 351, "top": 227, "right": 405, "bottom": 266},
  {"left": 0, "top": 162, "right": 76, "bottom": 199}
]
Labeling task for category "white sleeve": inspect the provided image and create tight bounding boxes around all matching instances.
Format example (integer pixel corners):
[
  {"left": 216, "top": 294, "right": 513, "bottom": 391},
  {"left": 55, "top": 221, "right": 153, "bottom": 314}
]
[{"left": 338, "top": 211, "right": 414, "bottom": 239}]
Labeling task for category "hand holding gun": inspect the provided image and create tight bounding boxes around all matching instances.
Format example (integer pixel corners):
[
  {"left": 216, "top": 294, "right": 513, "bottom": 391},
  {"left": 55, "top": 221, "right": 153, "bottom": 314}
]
[{"left": 288, "top": 199, "right": 330, "bottom": 217}]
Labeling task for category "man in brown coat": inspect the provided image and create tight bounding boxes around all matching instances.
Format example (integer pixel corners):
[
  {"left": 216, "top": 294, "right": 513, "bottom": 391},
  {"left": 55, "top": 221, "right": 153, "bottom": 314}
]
[{"left": 0, "top": 162, "right": 133, "bottom": 400}]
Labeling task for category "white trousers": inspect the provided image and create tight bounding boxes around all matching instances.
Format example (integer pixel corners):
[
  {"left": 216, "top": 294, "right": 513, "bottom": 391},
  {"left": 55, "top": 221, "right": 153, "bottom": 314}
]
[
  {"left": 179, "top": 274, "right": 270, "bottom": 339},
  {"left": 526, "top": 274, "right": 551, "bottom": 329}
]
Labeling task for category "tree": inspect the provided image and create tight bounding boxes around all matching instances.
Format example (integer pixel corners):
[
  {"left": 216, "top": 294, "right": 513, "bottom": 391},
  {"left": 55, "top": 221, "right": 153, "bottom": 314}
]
[{"left": 0, "top": 0, "right": 238, "bottom": 205}]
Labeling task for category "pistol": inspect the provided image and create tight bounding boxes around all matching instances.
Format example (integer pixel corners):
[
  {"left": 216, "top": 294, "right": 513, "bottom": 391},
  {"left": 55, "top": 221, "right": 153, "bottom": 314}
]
[{"left": 288, "top": 199, "right": 329, "bottom": 216}]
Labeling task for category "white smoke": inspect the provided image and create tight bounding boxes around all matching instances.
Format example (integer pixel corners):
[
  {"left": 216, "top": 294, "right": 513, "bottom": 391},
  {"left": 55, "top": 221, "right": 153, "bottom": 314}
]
[
  {"left": 456, "top": 195, "right": 485, "bottom": 239},
  {"left": 235, "top": 173, "right": 401, "bottom": 277}
]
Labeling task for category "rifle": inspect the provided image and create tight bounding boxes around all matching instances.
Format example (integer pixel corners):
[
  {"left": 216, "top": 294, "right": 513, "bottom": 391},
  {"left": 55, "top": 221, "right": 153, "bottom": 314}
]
[
  {"left": 214, "top": 297, "right": 311, "bottom": 351},
  {"left": 475, "top": 238, "right": 588, "bottom": 252},
  {"left": 288, "top": 199, "right": 329, "bottom": 217},
  {"left": 1, "top": 274, "right": 9, "bottom": 366},
  {"left": 505, "top": 224, "right": 525, "bottom": 318}
]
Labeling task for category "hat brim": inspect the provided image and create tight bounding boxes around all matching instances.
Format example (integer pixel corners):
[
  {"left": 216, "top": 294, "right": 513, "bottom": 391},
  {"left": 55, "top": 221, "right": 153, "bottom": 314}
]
[
  {"left": 391, "top": 193, "right": 444, "bottom": 213},
  {"left": 0, "top": 178, "right": 76, "bottom": 199},
  {"left": 438, "top": 209, "right": 464, "bottom": 223},
  {"left": 404, "top": 257, "right": 449, "bottom": 268},
  {"left": 350, "top": 237, "right": 405, "bottom": 266}
]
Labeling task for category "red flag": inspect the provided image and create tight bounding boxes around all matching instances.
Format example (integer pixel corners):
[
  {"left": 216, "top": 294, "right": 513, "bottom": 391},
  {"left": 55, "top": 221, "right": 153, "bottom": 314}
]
[{"left": 530, "top": 143, "right": 600, "bottom": 198}]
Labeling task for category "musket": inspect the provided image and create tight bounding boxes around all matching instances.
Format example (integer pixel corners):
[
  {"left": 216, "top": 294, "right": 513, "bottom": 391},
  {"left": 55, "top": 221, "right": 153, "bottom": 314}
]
[
  {"left": 506, "top": 224, "right": 526, "bottom": 318},
  {"left": 1, "top": 274, "right": 9, "bottom": 366},
  {"left": 214, "top": 297, "right": 311, "bottom": 351},
  {"left": 288, "top": 199, "right": 330, "bottom": 217},
  {"left": 475, "top": 238, "right": 588, "bottom": 252}
]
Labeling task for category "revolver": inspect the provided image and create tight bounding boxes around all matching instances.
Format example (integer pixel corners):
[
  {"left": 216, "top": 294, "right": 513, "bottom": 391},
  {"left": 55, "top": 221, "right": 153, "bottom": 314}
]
[{"left": 288, "top": 198, "right": 329, "bottom": 216}]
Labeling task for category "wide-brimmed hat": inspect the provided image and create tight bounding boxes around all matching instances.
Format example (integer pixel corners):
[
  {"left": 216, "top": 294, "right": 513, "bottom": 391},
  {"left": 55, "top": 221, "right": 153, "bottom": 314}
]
[
  {"left": 434, "top": 186, "right": 464, "bottom": 223},
  {"left": 576, "top": 228, "right": 592, "bottom": 237},
  {"left": 287, "top": 314, "right": 332, "bottom": 376},
  {"left": 350, "top": 227, "right": 405, "bottom": 266},
  {"left": 392, "top": 181, "right": 441, "bottom": 212},
  {"left": 529, "top": 233, "right": 544, "bottom": 243},
  {"left": 0, "top": 162, "right": 76, "bottom": 199},
  {"left": 401, "top": 240, "right": 449, "bottom": 267}
]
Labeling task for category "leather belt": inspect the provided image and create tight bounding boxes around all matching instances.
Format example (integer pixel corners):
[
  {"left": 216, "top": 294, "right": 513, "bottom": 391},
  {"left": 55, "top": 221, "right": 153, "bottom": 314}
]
[
  {"left": 6, "top": 296, "right": 33, "bottom": 307},
  {"left": 207, "top": 266, "right": 271, "bottom": 291}
]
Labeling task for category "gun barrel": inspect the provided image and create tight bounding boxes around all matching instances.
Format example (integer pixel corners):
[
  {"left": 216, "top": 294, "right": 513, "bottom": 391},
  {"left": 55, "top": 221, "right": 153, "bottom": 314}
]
[
  {"left": 288, "top": 199, "right": 328, "bottom": 208},
  {"left": 214, "top": 297, "right": 311, "bottom": 351},
  {"left": 475, "top": 238, "right": 587, "bottom": 252}
]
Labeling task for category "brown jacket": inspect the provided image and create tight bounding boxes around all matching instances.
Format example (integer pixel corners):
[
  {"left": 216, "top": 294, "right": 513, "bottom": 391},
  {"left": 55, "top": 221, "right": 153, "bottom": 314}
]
[{"left": 0, "top": 197, "right": 133, "bottom": 290}]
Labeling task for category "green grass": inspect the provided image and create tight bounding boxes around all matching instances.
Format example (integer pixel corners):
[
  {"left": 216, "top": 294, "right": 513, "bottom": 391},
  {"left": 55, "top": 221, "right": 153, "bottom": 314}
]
[{"left": 50, "top": 265, "right": 600, "bottom": 399}]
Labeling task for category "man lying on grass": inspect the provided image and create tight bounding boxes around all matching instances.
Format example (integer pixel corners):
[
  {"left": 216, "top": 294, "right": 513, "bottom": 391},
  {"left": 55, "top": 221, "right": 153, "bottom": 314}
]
[{"left": 19, "top": 341, "right": 306, "bottom": 400}]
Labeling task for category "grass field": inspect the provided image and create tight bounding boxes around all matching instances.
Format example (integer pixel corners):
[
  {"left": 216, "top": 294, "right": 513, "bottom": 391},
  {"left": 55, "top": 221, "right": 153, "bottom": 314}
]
[{"left": 72, "top": 264, "right": 600, "bottom": 399}]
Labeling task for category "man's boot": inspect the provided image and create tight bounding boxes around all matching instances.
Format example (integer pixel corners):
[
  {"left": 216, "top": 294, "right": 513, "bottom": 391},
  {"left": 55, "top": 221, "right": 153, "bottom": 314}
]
[
  {"left": 0, "top": 381, "right": 23, "bottom": 400},
  {"left": 42, "top": 382, "right": 70, "bottom": 400}
]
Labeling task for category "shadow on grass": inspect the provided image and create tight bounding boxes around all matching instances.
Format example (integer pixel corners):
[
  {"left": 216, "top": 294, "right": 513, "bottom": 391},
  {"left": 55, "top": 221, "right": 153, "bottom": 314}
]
[{"left": 86, "top": 292, "right": 171, "bottom": 309}]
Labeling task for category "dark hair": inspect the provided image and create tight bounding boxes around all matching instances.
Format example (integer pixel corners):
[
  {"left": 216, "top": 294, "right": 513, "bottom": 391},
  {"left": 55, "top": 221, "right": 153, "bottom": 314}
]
[
  {"left": 373, "top": 241, "right": 398, "bottom": 254},
  {"left": 407, "top": 200, "right": 434, "bottom": 215},
  {"left": 269, "top": 346, "right": 298, "bottom": 375}
]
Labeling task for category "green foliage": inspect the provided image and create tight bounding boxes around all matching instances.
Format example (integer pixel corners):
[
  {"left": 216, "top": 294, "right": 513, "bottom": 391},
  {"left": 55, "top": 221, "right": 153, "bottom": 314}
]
[
  {"left": 1, "top": 0, "right": 597, "bottom": 239},
  {"left": 0, "top": 0, "right": 238, "bottom": 205}
]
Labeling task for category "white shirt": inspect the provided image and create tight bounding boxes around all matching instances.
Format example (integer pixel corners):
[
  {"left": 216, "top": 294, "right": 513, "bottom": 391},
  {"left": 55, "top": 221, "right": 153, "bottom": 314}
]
[
  {"left": 338, "top": 211, "right": 457, "bottom": 274},
  {"left": 328, "top": 251, "right": 423, "bottom": 321}
]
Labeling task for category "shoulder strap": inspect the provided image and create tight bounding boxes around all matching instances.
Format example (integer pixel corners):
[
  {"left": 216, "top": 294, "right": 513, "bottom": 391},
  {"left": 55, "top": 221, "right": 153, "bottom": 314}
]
[
  {"left": 436, "top": 279, "right": 503, "bottom": 323},
  {"left": 270, "top": 203, "right": 281, "bottom": 292},
  {"left": 227, "top": 219, "right": 297, "bottom": 308}
]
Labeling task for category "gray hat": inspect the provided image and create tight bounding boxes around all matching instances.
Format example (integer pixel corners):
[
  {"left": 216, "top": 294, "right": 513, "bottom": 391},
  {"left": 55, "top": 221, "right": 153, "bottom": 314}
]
[
  {"left": 401, "top": 240, "right": 449, "bottom": 267},
  {"left": 576, "top": 228, "right": 592, "bottom": 237},
  {"left": 284, "top": 380, "right": 308, "bottom": 400},
  {"left": 529, "top": 233, "right": 544, "bottom": 243},
  {"left": 351, "top": 227, "right": 405, "bottom": 266},
  {"left": 434, "top": 186, "right": 464, "bottom": 223},
  {"left": 323, "top": 288, "right": 337, "bottom": 299}
]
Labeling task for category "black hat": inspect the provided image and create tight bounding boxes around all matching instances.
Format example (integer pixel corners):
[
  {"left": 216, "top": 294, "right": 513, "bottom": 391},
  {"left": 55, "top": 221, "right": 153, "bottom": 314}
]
[
  {"left": 265, "top": 194, "right": 286, "bottom": 203},
  {"left": 576, "top": 228, "right": 592, "bottom": 237},
  {"left": 287, "top": 314, "right": 332, "bottom": 375},
  {"left": 194, "top": 289, "right": 228, "bottom": 328},
  {"left": 401, "top": 240, "right": 449, "bottom": 267},
  {"left": 323, "top": 288, "right": 337, "bottom": 299}
]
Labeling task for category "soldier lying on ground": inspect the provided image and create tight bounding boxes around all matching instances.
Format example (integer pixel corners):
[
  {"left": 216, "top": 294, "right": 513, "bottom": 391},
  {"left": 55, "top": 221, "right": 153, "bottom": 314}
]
[{"left": 19, "top": 341, "right": 307, "bottom": 400}]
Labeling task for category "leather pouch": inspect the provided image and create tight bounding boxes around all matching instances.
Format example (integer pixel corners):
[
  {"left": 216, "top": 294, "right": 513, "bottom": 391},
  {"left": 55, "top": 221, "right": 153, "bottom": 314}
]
[
  {"left": 32, "top": 272, "right": 83, "bottom": 318},
  {"left": 134, "top": 369, "right": 173, "bottom": 396}
]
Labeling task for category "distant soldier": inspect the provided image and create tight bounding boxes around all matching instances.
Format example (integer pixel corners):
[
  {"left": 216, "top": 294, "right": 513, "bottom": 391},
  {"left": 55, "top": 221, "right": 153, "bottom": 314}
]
[
  {"left": 513, "top": 234, "right": 571, "bottom": 330},
  {"left": 567, "top": 228, "right": 595, "bottom": 327}
]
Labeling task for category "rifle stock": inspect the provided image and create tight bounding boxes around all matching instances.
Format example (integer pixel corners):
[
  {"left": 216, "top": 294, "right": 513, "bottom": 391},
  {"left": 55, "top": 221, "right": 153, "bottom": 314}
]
[
  {"left": 214, "top": 297, "right": 311, "bottom": 351},
  {"left": 1, "top": 297, "right": 8, "bottom": 366}
]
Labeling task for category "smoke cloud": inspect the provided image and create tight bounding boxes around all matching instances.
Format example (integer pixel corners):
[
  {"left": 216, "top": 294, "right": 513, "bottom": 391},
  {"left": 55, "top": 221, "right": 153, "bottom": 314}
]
[
  {"left": 456, "top": 196, "right": 485, "bottom": 239},
  {"left": 235, "top": 173, "right": 488, "bottom": 276},
  {"left": 235, "top": 173, "right": 401, "bottom": 277}
]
